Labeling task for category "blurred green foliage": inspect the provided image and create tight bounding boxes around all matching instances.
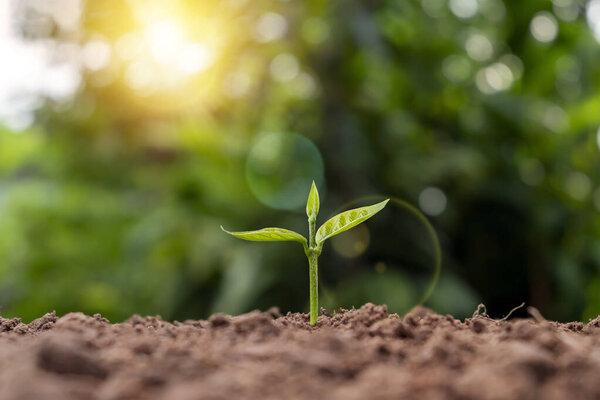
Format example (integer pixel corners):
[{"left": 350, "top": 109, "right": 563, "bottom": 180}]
[{"left": 1, "top": 0, "right": 600, "bottom": 322}]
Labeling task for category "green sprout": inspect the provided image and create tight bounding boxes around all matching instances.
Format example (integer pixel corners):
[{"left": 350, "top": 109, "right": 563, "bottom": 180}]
[{"left": 222, "top": 181, "right": 389, "bottom": 326}]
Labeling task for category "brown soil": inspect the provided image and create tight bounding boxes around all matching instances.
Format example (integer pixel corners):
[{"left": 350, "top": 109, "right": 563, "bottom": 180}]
[{"left": 1, "top": 304, "right": 600, "bottom": 400}]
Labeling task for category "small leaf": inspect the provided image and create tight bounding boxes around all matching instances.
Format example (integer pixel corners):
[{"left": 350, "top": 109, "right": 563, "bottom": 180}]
[
  {"left": 316, "top": 199, "right": 389, "bottom": 245},
  {"left": 306, "top": 181, "right": 320, "bottom": 219},
  {"left": 221, "top": 226, "right": 307, "bottom": 245}
]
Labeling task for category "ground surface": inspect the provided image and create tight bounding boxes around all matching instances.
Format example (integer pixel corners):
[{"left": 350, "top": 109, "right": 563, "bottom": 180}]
[{"left": 1, "top": 304, "right": 600, "bottom": 400}]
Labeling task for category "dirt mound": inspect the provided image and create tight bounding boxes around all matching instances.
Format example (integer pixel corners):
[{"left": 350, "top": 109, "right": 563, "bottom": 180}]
[{"left": 1, "top": 304, "right": 600, "bottom": 400}]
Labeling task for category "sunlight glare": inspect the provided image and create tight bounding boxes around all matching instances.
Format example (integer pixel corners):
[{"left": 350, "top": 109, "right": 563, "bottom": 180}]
[
  {"left": 141, "top": 18, "right": 216, "bottom": 80},
  {"left": 145, "top": 20, "right": 186, "bottom": 64},
  {"left": 178, "top": 44, "right": 214, "bottom": 74}
]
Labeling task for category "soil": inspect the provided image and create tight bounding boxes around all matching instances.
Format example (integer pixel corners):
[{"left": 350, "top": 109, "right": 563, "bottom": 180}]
[{"left": 1, "top": 304, "right": 600, "bottom": 400}]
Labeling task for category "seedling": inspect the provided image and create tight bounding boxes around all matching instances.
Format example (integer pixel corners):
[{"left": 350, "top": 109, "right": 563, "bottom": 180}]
[{"left": 222, "top": 181, "right": 389, "bottom": 326}]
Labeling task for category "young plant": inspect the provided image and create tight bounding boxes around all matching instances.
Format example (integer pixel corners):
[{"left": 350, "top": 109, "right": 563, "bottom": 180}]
[{"left": 221, "top": 181, "right": 389, "bottom": 326}]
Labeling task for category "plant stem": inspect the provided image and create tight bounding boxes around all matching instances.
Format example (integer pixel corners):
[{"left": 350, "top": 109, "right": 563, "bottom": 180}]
[
  {"left": 308, "top": 250, "right": 318, "bottom": 326},
  {"left": 307, "top": 217, "right": 319, "bottom": 326},
  {"left": 309, "top": 218, "right": 316, "bottom": 248}
]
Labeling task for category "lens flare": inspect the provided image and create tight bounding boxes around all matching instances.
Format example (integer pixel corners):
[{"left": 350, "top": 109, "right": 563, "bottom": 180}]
[{"left": 245, "top": 133, "right": 324, "bottom": 210}]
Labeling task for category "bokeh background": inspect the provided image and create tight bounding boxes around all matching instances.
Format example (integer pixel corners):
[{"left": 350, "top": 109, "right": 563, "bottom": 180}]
[{"left": 1, "top": 0, "right": 599, "bottom": 322}]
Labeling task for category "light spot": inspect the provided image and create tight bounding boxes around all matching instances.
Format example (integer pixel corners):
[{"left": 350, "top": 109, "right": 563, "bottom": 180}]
[
  {"left": 542, "top": 105, "right": 569, "bottom": 134},
  {"left": 270, "top": 53, "right": 300, "bottom": 82},
  {"left": 442, "top": 55, "right": 471, "bottom": 83},
  {"left": 587, "top": 0, "right": 600, "bottom": 43},
  {"left": 596, "top": 126, "right": 600, "bottom": 150},
  {"left": 449, "top": 0, "right": 478, "bottom": 19},
  {"left": 419, "top": 187, "right": 447, "bottom": 216},
  {"left": 81, "top": 40, "right": 112, "bottom": 71},
  {"left": 255, "top": 12, "right": 287, "bottom": 43},
  {"left": 565, "top": 172, "right": 591, "bottom": 201},
  {"left": 486, "top": 63, "right": 513, "bottom": 91},
  {"left": 530, "top": 12, "right": 559, "bottom": 43},
  {"left": 553, "top": 0, "right": 580, "bottom": 22},
  {"left": 465, "top": 33, "right": 493, "bottom": 62},
  {"left": 475, "top": 62, "right": 513, "bottom": 94}
]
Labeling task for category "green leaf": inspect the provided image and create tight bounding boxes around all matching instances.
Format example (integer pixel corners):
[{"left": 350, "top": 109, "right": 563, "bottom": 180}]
[
  {"left": 316, "top": 199, "right": 389, "bottom": 245},
  {"left": 221, "top": 226, "right": 307, "bottom": 246},
  {"left": 306, "top": 181, "right": 320, "bottom": 219}
]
